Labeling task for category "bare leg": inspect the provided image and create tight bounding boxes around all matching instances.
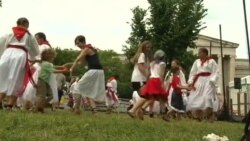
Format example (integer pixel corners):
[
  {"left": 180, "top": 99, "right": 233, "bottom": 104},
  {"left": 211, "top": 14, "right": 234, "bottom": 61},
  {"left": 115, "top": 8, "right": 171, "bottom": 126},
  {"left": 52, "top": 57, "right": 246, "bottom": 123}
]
[
  {"left": 128, "top": 97, "right": 147, "bottom": 118},
  {"left": 159, "top": 99, "right": 167, "bottom": 115},
  {"left": 73, "top": 94, "right": 82, "bottom": 115},
  {"left": 7, "top": 95, "right": 17, "bottom": 111},
  {"left": 204, "top": 107, "right": 214, "bottom": 122},
  {"left": 0, "top": 93, "right": 6, "bottom": 109},
  {"left": 88, "top": 98, "right": 97, "bottom": 114}
]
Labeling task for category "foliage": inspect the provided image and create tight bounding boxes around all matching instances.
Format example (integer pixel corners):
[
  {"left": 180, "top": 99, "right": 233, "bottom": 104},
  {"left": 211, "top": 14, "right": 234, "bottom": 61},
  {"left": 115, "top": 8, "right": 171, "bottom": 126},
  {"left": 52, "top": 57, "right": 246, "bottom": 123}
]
[
  {"left": 99, "top": 50, "right": 133, "bottom": 99},
  {"left": 122, "top": 6, "right": 151, "bottom": 64},
  {"left": 53, "top": 47, "right": 85, "bottom": 81},
  {"left": 0, "top": 110, "right": 244, "bottom": 141},
  {"left": 123, "top": 0, "right": 207, "bottom": 73}
]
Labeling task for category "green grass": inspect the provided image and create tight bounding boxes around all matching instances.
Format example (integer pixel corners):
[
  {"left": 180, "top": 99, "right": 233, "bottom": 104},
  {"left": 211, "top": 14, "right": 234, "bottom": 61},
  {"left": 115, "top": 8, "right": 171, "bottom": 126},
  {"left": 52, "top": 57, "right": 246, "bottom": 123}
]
[{"left": 0, "top": 110, "right": 244, "bottom": 141}]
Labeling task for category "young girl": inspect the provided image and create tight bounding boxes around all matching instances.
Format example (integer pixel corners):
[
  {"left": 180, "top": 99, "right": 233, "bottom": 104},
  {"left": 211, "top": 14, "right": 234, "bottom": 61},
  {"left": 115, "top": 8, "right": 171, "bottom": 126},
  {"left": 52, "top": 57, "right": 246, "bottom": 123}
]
[
  {"left": 130, "top": 41, "right": 151, "bottom": 100},
  {"left": 163, "top": 66, "right": 190, "bottom": 121},
  {"left": 33, "top": 49, "right": 67, "bottom": 113},
  {"left": 105, "top": 75, "right": 119, "bottom": 113},
  {"left": 128, "top": 49, "right": 166, "bottom": 120}
]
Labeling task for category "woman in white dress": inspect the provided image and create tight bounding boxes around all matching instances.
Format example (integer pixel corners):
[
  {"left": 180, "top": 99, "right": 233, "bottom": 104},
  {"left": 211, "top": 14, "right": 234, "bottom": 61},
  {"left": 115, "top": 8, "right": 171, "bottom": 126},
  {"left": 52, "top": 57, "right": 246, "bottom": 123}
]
[
  {"left": 186, "top": 47, "right": 219, "bottom": 121},
  {"left": 0, "top": 17, "right": 39, "bottom": 109},
  {"left": 70, "top": 35, "right": 105, "bottom": 115}
]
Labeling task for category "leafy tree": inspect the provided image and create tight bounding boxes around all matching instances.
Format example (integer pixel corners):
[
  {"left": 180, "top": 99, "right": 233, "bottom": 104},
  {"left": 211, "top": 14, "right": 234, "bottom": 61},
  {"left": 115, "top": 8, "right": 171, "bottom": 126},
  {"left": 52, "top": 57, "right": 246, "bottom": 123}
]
[
  {"left": 122, "top": 6, "right": 151, "bottom": 65},
  {"left": 123, "top": 0, "right": 207, "bottom": 73}
]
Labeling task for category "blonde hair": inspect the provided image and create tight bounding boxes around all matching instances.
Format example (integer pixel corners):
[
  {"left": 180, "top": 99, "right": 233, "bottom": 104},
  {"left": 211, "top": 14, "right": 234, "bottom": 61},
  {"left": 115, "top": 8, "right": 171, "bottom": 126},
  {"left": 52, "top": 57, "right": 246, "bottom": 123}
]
[
  {"left": 131, "top": 40, "right": 151, "bottom": 64},
  {"left": 41, "top": 49, "right": 57, "bottom": 62}
]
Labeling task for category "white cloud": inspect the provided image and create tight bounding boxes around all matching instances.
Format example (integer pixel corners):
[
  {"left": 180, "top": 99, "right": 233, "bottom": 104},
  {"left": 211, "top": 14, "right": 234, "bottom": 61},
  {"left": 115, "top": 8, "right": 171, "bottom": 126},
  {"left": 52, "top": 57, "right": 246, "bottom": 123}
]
[{"left": 0, "top": 0, "right": 249, "bottom": 59}]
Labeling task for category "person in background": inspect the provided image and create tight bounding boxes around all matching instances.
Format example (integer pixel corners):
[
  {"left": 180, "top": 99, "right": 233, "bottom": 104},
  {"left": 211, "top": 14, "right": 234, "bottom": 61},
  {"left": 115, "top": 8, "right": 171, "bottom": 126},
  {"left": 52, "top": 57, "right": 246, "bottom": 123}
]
[
  {"left": 56, "top": 73, "right": 66, "bottom": 108},
  {"left": 105, "top": 75, "right": 119, "bottom": 113}
]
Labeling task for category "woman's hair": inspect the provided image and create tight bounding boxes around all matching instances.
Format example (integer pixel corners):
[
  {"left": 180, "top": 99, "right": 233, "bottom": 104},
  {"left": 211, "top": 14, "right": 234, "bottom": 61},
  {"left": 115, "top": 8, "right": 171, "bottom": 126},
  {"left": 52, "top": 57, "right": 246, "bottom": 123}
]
[
  {"left": 199, "top": 47, "right": 209, "bottom": 56},
  {"left": 131, "top": 40, "right": 151, "bottom": 64},
  {"left": 35, "top": 32, "right": 47, "bottom": 41},
  {"left": 171, "top": 66, "right": 180, "bottom": 74},
  {"left": 16, "top": 17, "right": 29, "bottom": 26},
  {"left": 153, "top": 49, "right": 165, "bottom": 62},
  {"left": 172, "top": 59, "right": 181, "bottom": 66},
  {"left": 74, "top": 35, "right": 86, "bottom": 45},
  {"left": 41, "top": 49, "right": 57, "bottom": 62}
]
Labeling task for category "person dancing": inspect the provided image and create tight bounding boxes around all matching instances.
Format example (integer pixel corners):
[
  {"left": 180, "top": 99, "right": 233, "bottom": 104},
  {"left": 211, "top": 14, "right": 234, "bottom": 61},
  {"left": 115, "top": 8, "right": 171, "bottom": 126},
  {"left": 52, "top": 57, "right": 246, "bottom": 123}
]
[{"left": 186, "top": 47, "right": 219, "bottom": 122}]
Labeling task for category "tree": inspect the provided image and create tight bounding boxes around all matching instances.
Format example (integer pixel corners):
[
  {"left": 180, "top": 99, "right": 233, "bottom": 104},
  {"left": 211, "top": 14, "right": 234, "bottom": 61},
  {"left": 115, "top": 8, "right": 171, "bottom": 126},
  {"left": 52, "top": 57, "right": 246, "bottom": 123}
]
[
  {"left": 123, "top": 0, "right": 207, "bottom": 73},
  {"left": 122, "top": 6, "right": 151, "bottom": 65},
  {"left": 0, "top": 0, "right": 2, "bottom": 7}
]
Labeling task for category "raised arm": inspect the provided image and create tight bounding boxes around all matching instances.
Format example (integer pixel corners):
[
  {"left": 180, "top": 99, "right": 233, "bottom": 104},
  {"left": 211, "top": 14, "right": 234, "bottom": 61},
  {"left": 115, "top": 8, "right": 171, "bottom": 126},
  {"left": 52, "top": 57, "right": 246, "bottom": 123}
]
[
  {"left": 70, "top": 47, "right": 89, "bottom": 72},
  {"left": 188, "top": 60, "right": 198, "bottom": 85}
]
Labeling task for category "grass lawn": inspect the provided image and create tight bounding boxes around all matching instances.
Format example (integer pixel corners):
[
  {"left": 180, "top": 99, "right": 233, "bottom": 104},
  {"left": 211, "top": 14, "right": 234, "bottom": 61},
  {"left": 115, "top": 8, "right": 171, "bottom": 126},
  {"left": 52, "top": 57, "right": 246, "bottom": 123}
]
[{"left": 0, "top": 110, "right": 244, "bottom": 141}]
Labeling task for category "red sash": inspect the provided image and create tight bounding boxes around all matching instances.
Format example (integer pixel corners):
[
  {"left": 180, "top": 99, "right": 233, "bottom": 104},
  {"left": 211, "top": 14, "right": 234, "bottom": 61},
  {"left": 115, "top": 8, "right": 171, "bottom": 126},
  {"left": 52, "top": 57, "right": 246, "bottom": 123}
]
[
  {"left": 106, "top": 87, "right": 118, "bottom": 102},
  {"left": 7, "top": 45, "right": 37, "bottom": 95},
  {"left": 191, "top": 72, "right": 211, "bottom": 90}
]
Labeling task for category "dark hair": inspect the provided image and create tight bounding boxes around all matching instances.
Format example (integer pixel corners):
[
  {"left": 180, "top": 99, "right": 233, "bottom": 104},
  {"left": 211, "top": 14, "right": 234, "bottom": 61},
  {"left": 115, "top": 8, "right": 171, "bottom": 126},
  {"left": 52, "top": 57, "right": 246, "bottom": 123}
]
[
  {"left": 35, "top": 32, "right": 47, "bottom": 41},
  {"left": 199, "top": 47, "right": 209, "bottom": 55},
  {"left": 74, "top": 35, "right": 86, "bottom": 45},
  {"left": 172, "top": 59, "right": 180, "bottom": 66},
  {"left": 41, "top": 49, "right": 57, "bottom": 62},
  {"left": 114, "top": 74, "right": 119, "bottom": 79},
  {"left": 16, "top": 17, "right": 29, "bottom": 26},
  {"left": 171, "top": 66, "right": 180, "bottom": 74}
]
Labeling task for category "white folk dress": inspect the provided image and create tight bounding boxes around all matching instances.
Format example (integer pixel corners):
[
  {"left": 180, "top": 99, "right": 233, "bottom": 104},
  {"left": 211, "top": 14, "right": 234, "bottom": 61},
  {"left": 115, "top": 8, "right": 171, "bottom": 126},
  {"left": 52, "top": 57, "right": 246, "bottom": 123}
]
[
  {"left": 0, "top": 32, "right": 39, "bottom": 96},
  {"left": 105, "top": 78, "right": 119, "bottom": 107}
]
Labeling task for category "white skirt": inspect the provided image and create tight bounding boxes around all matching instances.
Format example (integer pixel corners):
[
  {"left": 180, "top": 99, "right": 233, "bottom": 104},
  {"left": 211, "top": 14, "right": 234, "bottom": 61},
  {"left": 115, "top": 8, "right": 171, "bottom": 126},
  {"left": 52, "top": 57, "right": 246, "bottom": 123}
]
[
  {"left": 0, "top": 49, "right": 26, "bottom": 96},
  {"left": 186, "top": 76, "right": 217, "bottom": 111},
  {"left": 73, "top": 69, "right": 105, "bottom": 102}
]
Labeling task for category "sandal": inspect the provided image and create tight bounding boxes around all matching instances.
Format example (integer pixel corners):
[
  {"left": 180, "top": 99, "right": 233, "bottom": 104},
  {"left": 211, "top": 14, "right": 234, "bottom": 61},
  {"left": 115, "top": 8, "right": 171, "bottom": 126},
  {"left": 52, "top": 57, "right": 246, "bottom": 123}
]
[{"left": 127, "top": 111, "right": 136, "bottom": 118}]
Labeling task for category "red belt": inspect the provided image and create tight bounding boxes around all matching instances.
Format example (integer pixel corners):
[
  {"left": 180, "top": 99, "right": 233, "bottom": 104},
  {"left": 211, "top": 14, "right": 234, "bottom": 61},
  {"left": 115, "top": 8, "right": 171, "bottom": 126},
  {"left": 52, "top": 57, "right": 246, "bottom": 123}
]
[{"left": 191, "top": 72, "right": 211, "bottom": 90}]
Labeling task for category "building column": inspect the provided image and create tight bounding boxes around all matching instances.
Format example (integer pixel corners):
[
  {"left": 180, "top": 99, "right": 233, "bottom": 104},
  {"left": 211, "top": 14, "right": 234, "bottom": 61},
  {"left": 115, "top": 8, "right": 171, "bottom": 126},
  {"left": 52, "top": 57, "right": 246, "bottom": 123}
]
[
  {"left": 217, "top": 54, "right": 223, "bottom": 95},
  {"left": 229, "top": 55, "right": 236, "bottom": 81}
]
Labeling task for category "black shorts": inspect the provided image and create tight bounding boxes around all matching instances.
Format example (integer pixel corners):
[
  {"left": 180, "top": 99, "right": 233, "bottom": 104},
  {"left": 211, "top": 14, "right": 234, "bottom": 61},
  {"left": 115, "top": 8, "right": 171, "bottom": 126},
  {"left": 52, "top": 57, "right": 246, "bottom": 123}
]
[{"left": 131, "top": 82, "right": 146, "bottom": 91}]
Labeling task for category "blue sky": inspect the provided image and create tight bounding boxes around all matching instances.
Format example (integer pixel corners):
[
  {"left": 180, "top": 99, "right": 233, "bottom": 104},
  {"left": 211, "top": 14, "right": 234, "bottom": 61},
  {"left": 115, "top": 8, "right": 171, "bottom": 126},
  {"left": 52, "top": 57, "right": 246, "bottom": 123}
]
[{"left": 0, "top": 0, "right": 249, "bottom": 59}]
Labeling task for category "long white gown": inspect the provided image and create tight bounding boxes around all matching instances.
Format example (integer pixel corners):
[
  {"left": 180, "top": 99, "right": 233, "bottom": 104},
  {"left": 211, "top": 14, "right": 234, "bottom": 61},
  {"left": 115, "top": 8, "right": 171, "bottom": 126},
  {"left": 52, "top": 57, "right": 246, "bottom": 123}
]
[
  {"left": 186, "top": 58, "right": 219, "bottom": 111},
  {"left": 0, "top": 33, "right": 39, "bottom": 96}
]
